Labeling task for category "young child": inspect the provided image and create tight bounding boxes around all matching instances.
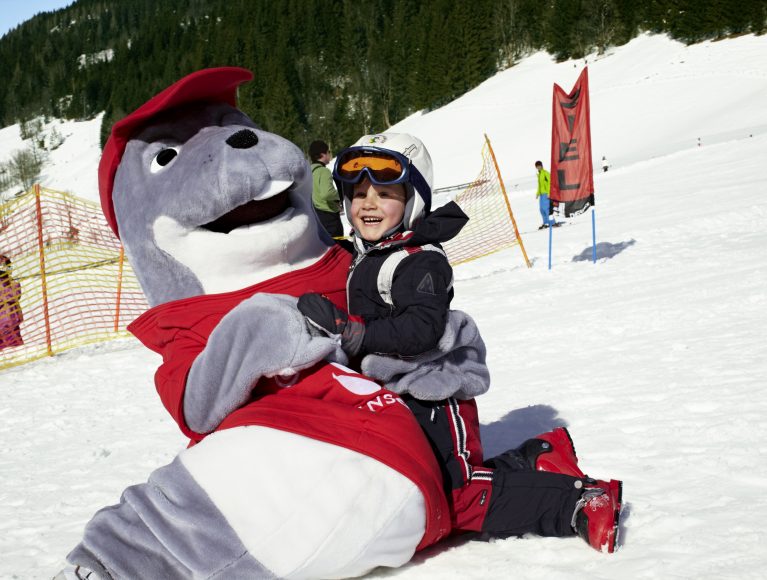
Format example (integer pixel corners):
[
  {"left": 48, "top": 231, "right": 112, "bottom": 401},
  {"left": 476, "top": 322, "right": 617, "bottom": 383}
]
[
  {"left": 297, "top": 133, "right": 622, "bottom": 552},
  {"left": 0, "top": 255, "right": 24, "bottom": 349}
]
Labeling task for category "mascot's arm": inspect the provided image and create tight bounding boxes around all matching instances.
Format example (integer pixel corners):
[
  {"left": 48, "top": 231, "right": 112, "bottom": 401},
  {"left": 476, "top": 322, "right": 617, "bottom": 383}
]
[{"left": 183, "top": 293, "right": 347, "bottom": 435}]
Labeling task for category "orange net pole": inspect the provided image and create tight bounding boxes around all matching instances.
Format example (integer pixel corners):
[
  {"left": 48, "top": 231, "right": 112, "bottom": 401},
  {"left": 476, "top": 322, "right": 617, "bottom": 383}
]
[
  {"left": 441, "top": 136, "right": 530, "bottom": 268},
  {"left": 1, "top": 186, "right": 148, "bottom": 371},
  {"left": 114, "top": 246, "right": 125, "bottom": 332},
  {"left": 484, "top": 134, "right": 531, "bottom": 268},
  {"left": 34, "top": 184, "right": 53, "bottom": 356}
]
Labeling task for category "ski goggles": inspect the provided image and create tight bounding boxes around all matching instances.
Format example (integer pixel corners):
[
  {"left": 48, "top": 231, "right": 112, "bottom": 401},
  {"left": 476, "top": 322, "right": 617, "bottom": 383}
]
[{"left": 333, "top": 147, "right": 411, "bottom": 186}]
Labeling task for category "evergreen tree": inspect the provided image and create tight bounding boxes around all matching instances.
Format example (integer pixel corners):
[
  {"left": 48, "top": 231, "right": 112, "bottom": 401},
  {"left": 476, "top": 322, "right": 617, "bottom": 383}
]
[{"left": 547, "top": 0, "right": 584, "bottom": 61}]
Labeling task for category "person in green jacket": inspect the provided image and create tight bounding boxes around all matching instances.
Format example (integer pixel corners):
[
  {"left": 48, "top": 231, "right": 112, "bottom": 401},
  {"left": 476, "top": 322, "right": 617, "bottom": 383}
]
[
  {"left": 309, "top": 140, "right": 344, "bottom": 238},
  {"left": 535, "top": 160, "right": 553, "bottom": 229}
]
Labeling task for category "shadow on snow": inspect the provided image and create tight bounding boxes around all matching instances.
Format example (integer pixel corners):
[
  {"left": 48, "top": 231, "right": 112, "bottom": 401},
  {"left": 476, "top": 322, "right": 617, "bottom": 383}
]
[{"left": 572, "top": 239, "right": 636, "bottom": 262}]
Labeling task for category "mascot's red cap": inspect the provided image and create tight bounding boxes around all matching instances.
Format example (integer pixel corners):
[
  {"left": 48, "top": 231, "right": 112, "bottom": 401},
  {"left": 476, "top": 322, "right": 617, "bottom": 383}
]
[{"left": 98, "top": 67, "right": 254, "bottom": 237}]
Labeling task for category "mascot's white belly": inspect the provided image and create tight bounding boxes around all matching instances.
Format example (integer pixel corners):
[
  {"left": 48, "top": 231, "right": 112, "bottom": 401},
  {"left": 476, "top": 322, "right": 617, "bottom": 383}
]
[{"left": 180, "top": 426, "right": 426, "bottom": 579}]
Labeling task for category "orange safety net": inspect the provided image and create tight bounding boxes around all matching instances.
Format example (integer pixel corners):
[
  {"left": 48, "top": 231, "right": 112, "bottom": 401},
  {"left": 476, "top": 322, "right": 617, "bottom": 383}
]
[
  {"left": 443, "top": 134, "right": 530, "bottom": 268},
  {"left": 1, "top": 137, "right": 527, "bottom": 370},
  {"left": 0, "top": 185, "right": 148, "bottom": 370}
]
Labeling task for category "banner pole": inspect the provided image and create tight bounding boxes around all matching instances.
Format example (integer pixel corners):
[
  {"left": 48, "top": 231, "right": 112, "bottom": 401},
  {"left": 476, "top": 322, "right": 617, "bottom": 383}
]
[
  {"left": 591, "top": 208, "right": 597, "bottom": 263},
  {"left": 548, "top": 221, "right": 553, "bottom": 270}
]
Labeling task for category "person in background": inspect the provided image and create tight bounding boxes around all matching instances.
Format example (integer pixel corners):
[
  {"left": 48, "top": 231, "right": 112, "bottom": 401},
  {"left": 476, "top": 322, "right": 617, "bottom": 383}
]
[
  {"left": 0, "top": 254, "right": 24, "bottom": 349},
  {"left": 535, "top": 160, "right": 553, "bottom": 229},
  {"left": 602, "top": 155, "right": 610, "bottom": 172},
  {"left": 309, "top": 139, "right": 344, "bottom": 238}
]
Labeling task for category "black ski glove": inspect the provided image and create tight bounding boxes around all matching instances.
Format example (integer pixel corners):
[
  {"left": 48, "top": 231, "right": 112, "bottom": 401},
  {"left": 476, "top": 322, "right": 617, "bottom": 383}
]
[{"left": 297, "top": 293, "right": 365, "bottom": 356}]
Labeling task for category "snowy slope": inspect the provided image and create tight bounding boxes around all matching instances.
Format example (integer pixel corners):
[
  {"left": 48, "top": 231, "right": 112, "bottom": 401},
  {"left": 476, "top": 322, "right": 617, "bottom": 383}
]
[
  {"left": 0, "top": 113, "right": 102, "bottom": 202},
  {"left": 397, "top": 33, "right": 767, "bottom": 194},
  {"left": 1, "top": 33, "right": 767, "bottom": 579}
]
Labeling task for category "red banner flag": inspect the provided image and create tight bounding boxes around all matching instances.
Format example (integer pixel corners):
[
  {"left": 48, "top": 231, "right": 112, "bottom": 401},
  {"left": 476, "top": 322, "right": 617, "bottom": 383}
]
[{"left": 550, "top": 67, "right": 594, "bottom": 217}]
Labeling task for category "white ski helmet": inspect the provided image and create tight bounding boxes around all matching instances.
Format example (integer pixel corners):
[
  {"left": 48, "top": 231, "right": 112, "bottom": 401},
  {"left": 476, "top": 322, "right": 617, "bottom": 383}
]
[{"left": 334, "top": 132, "right": 434, "bottom": 234}]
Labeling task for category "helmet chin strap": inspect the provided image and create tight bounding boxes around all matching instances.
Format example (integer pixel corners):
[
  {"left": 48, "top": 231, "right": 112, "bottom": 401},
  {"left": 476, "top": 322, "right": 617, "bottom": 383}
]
[{"left": 380, "top": 220, "right": 406, "bottom": 240}]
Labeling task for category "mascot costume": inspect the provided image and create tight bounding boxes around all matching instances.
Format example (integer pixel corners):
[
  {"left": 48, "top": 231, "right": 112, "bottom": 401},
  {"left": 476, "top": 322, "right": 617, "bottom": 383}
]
[
  {"left": 61, "top": 67, "right": 449, "bottom": 579},
  {"left": 59, "top": 67, "right": 622, "bottom": 580}
]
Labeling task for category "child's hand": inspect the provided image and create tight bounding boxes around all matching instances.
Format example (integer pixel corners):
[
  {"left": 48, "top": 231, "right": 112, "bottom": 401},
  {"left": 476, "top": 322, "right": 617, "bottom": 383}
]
[
  {"left": 298, "top": 293, "right": 346, "bottom": 335},
  {"left": 297, "top": 293, "right": 365, "bottom": 356}
]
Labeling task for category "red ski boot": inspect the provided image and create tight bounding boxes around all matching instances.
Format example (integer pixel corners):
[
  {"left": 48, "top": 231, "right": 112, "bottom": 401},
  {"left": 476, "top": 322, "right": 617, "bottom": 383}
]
[
  {"left": 486, "top": 427, "right": 584, "bottom": 477},
  {"left": 572, "top": 479, "right": 623, "bottom": 553},
  {"left": 524, "top": 427, "right": 584, "bottom": 477}
]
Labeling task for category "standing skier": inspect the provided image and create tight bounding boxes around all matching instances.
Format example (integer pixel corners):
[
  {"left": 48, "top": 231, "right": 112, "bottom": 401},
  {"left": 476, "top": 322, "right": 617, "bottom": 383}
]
[{"left": 535, "top": 160, "right": 553, "bottom": 229}]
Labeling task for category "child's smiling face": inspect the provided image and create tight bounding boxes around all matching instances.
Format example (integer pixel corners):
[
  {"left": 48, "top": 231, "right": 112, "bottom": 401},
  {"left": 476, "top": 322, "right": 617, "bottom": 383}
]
[{"left": 350, "top": 178, "right": 407, "bottom": 242}]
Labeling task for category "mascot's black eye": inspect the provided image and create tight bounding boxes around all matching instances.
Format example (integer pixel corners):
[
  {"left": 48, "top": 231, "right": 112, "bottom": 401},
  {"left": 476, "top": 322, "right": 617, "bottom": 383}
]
[{"left": 150, "top": 147, "right": 180, "bottom": 173}]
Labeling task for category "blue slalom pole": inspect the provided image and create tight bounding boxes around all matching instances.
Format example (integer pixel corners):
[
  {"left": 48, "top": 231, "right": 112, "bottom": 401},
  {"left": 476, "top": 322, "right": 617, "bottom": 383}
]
[
  {"left": 548, "top": 218, "right": 553, "bottom": 270},
  {"left": 591, "top": 208, "right": 597, "bottom": 263}
]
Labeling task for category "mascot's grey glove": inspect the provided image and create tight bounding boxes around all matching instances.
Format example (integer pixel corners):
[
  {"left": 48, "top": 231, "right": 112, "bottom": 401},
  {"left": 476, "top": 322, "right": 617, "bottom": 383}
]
[
  {"left": 361, "top": 309, "right": 490, "bottom": 400},
  {"left": 297, "top": 293, "right": 365, "bottom": 357},
  {"left": 184, "top": 293, "right": 348, "bottom": 434}
]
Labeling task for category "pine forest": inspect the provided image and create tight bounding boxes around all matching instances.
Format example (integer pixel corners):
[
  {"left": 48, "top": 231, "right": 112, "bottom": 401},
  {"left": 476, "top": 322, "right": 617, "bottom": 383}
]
[{"left": 1, "top": 0, "right": 765, "bottom": 152}]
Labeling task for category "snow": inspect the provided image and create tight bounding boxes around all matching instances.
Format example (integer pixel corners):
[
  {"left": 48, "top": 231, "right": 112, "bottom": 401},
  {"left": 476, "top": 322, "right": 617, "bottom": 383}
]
[
  {"left": 2, "top": 32, "right": 767, "bottom": 579},
  {"left": 77, "top": 50, "right": 115, "bottom": 69},
  {"left": 0, "top": 114, "right": 103, "bottom": 202}
]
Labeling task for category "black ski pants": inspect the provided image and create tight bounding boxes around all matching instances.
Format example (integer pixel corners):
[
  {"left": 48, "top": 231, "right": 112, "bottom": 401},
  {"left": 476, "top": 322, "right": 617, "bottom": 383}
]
[{"left": 404, "top": 395, "right": 582, "bottom": 538}]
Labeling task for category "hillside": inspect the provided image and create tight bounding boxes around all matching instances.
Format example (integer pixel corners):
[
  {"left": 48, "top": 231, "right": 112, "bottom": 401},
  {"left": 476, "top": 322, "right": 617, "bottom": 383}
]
[
  {"left": 1, "top": 0, "right": 765, "bottom": 153},
  {"left": 1, "top": 32, "right": 767, "bottom": 579},
  {"left": 4, "top": 33, "right": 767, "bottom": 205},
  {"left": 0, "top": 114, "right": 102, "bottom": 201}
]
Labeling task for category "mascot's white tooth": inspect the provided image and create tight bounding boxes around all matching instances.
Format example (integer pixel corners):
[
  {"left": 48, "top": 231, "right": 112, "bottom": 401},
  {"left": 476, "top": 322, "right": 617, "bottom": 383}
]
[{"left": 254, "top": 179, "right": 293, "bottom": 200}]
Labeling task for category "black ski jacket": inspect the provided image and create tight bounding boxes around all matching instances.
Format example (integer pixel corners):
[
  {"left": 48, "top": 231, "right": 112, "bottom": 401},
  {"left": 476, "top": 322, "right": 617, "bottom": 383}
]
[{"left": 347, "top": 201, "right": 468, "bottom": 357}]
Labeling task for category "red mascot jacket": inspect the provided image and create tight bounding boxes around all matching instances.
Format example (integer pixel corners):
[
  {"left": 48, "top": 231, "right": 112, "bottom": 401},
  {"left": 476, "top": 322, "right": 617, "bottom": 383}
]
[{"left": 128, "top": 245, "right": 450, "bottom": 550}]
